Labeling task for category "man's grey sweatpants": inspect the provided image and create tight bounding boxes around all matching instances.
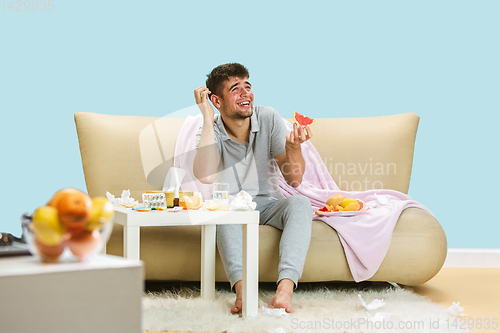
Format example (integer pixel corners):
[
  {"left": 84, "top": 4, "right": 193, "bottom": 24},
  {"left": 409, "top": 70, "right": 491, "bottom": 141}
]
[{"left": 216, "top": 195, "right": 313, "bottom": 290}]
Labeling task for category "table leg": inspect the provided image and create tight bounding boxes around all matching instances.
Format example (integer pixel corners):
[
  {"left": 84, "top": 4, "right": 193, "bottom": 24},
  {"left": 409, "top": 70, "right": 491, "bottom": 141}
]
[
  {"left": 123, "top": 226, "right": 140, "bottom": 261},
  {"left": 201, "top": 224, "right": 216, "bottom": 300},
  {"left": 242, "top": 223, "right": 259, "bottom": 318}
]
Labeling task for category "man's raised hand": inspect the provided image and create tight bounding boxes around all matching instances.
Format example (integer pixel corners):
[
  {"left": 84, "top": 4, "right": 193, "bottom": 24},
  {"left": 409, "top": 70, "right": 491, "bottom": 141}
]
[
  {"left": 194, "top": 87, "right": 214, "bottom": 121},
  {"left": 286, "top": 123, "right": 313, "bottom": 148}
]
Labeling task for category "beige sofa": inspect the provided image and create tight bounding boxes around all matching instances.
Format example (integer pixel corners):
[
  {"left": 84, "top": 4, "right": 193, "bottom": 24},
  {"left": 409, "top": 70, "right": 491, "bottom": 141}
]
[{"left": 75, "top": 112, "right": 447, "bottom": 286}]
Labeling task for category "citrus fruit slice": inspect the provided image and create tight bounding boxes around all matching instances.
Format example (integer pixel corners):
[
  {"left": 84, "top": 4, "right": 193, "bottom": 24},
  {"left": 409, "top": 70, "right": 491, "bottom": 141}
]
[
  {"left": 314, "top": 206, "right": 329, "bottom": 214},
  {"left": 293, "top": 111, "right": 315, "bottom": 127},
  {"left": 205, "top": 202, "right": 221, "bottom": 211},
  {"left": 357, "top": 199, "right": 366, "bottom": 211},
  {"left": 121, "top": 203, "right": 137, "bottom": 208}
]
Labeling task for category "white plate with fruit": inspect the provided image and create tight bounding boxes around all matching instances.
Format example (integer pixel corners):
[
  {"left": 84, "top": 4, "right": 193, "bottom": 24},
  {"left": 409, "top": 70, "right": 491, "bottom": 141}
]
[{"left": 314, "top": 194, "right": 367, "bottom": 217}]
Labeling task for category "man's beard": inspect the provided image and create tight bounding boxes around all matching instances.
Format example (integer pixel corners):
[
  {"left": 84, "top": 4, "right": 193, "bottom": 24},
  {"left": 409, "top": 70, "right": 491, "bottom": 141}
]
[
  {"left": 234, "top": 109, "right": 253, "bottom": 119},
  {"left": 229, "top": 106, "right": 253, "bottom": 120}
]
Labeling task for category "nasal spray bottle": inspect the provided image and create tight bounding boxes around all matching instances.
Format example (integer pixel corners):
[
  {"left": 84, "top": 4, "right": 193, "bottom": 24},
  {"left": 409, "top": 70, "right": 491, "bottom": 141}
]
[{"left": 173, "top": 187, "right": 180, "bottom": 207}]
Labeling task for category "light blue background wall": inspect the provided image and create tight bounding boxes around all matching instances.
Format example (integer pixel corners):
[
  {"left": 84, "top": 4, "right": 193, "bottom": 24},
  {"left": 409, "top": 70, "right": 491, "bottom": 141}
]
[{"left": 1, "top": 1, "right": 498, "bottom": 248}]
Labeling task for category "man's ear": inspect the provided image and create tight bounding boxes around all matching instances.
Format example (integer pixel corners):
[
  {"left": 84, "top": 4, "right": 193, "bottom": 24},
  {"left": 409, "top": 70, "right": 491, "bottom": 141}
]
[{"left": 210, "top": 94, "right": 221, "bottom": 109}]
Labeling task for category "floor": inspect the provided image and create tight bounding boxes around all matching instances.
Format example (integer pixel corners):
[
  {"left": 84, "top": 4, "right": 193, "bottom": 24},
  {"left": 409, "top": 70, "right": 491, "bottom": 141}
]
[
  {"left": 411, "top": 268, "right": 500, "bottom": 332},
  {"left": 145, "top": 267, "right": 500, "bottom": 333}
]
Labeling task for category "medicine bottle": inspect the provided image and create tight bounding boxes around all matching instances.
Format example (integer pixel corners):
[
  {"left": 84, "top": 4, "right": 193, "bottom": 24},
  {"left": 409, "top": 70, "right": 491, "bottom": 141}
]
[{"left": 173, "top": 188, "right": 180, "bottom": 207}]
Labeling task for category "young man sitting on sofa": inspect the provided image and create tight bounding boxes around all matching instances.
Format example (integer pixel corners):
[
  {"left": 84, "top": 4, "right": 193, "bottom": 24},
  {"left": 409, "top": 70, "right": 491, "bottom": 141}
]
[{"left": 193, "top": 63, "right": 313, "bottom": 314}]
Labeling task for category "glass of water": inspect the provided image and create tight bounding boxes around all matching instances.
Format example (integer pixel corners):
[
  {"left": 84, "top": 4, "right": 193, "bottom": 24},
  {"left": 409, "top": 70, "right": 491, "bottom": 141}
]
[{"left": 212, "top": 183, "right": 229, "bottom": 205}]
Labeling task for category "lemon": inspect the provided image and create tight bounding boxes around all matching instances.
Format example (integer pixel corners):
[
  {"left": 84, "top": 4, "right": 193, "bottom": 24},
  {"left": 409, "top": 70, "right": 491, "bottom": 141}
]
[
  {"left": 343, "top": 202, "right": 360, "bottom": 211},
  {"left": 339, "top": 198, "right": 358, "bottom": 208},
  {"left": 33, "top": 205, "right": 61, "bottom": 229},
  {"left": 31, "top": 226, "right": 65, "bottom": 246},
  {"left": 87, "top": 197, "right": 114, "bottom": 231},
  {"left": 31, "top": 206, "right": 66, "bottom": 246}
]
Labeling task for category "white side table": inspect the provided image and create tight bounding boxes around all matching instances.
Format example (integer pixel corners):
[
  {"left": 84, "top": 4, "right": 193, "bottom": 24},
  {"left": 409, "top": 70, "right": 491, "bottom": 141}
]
[
  {"left": 112, "top": 206, "right": 260, "bottom": 318},
  {"left": 0, "top": 254, "right": 143, "bottom": 333}
]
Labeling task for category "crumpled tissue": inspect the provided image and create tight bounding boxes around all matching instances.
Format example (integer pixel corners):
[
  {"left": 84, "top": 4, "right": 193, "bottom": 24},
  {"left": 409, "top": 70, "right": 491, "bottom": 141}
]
[
  {"left": 229, "top": 191, "right": 257, "bottom": 211},
  {"left": 358, "top": 294, "right": 386, "bottom": 311},
  {"left": 374, "top": 193, "right": 390, "bottom": 205},
  {"left": 447, "top": 302, "right": 467, "bottom": 317},
  {"left": 367, "top": 312, "right": 392, "bottom": 323},
  {"left": 269, "top": 328, "right": 287, "bottom": 333},
  {"left": 106, "top": 190, "right": 138, "bottom": 206},
  {"left": 261, "top": 307, "right": 289, "bottom": 317},
  {"left": 366, "top": 193, "right": 391, "bottom": 210}
]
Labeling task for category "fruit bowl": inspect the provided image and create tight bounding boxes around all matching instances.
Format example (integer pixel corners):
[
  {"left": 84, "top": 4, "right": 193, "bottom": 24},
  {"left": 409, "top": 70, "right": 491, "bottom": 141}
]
[{"left": 21, "top": 212, "right": 114, "bottom": 263}]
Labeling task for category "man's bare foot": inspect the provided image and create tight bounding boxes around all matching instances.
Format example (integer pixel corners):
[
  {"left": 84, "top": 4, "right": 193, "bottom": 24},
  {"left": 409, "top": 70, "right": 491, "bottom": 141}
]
[
  {"left": 269, "top": 279, "right": 295, "bottom": 313},
  {"left": 230, "top": 280, "right": 243, "bottom": 314}
]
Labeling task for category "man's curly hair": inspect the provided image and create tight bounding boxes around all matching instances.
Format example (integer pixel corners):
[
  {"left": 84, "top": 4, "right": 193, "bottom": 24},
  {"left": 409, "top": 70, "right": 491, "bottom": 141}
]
[{"left": 206, "top": 63, "right": 249, "bottom": 98}]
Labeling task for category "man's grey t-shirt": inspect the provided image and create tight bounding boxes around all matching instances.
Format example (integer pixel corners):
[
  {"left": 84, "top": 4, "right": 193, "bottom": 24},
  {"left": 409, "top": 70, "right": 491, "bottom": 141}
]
[{"left": 195, "top": 106, "right": 288, "bottom": 200}]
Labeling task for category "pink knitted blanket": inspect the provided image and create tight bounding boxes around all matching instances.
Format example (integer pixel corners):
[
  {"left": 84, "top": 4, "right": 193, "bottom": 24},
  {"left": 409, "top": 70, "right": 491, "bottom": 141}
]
[{"left": 174, "top": 115, "right": 433, "bottom": 282}]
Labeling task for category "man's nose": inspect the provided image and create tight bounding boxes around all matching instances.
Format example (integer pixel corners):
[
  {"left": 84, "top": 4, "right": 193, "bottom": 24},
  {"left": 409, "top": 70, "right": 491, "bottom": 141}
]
[{"left": 240, "top": 88, "right": 250, "bottom": 98}]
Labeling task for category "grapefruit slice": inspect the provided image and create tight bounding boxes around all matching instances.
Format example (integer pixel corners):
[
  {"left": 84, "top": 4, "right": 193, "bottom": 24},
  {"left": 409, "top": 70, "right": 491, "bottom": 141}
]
[
  {"left": 357, "top": 199, "right": 365, "bottom": 211},
  {"left": 293, "top": 111, "right": 315, "bottom": 127}
]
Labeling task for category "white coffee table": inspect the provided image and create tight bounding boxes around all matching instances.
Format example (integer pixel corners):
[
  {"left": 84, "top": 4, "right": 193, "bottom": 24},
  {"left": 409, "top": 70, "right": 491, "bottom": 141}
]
[
  {"left": 112, "top": 206, "right": 260, "bottom": 318},
  {"left": 0, "top": 254, "right": 143, "bottom": 333}
]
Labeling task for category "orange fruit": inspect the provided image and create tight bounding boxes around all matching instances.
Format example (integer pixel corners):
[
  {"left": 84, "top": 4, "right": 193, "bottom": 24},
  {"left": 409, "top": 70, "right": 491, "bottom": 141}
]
[
  {"left": 48, "top": 188, "right": 92, "bottom": 233},
  {"left": 58, "top": 193, "right": 92, "bottom": 231},
  {"left": 326, "top": 194, "right": 346, "bottom": 207},
  {"left": 47, "top": 188, "right": 83, "bottom": 207}
]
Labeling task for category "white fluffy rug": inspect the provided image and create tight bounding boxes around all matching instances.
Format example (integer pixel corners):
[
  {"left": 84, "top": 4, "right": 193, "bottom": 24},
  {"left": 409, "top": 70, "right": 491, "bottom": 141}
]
[{"left": 143, "top": 283, "right": 466, "bottom": 333}]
